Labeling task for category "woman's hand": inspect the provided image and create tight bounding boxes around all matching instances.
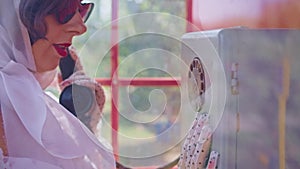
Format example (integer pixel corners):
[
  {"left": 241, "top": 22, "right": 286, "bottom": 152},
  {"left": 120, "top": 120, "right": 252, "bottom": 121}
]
[{"left": 177, "top": 112, "right": 220, "bottom": 169}]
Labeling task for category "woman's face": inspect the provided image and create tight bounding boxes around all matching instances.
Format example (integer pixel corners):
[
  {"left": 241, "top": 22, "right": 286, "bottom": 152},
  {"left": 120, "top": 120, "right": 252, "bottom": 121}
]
[{"left": 32, "top": 10, "right": 87, "bottom": 72}]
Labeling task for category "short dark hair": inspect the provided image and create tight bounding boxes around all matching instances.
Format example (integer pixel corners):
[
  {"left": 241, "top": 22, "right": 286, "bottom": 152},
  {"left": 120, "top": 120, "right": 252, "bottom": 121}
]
[{"left": 19, "top": 0, "right": 79, "bottom": 43}]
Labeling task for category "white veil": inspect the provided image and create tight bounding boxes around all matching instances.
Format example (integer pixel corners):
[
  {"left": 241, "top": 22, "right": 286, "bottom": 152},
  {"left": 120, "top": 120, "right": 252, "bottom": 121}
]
[{"left": 0, "top": 0, "right": 116, "bottom": 168}]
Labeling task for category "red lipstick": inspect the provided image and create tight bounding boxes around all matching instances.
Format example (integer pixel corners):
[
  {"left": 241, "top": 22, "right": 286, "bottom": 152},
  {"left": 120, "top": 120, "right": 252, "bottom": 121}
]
[{"left": 53, "top": 43, "right": 71, "bottom": 57}]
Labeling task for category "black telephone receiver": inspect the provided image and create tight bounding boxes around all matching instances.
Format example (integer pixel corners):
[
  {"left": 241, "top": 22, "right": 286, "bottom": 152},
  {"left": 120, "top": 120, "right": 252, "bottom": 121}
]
[
  {"left": 59, "top": 48, "right": 76, "bottom": 80},
  {"left": 59, "top": 49, "right": 94, "bottom": 117}
]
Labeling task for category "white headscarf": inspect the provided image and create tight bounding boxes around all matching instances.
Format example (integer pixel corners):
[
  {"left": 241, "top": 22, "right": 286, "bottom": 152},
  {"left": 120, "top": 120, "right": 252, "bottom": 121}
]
[
  {"left": 0, "top": 0, "right": 46, "bottom": 146},
  {"left": 0, "top": 0, "right": 35, "bottom": 70},
  {"left": 0, "top": 0, "right": 116, "bottom": 168}
]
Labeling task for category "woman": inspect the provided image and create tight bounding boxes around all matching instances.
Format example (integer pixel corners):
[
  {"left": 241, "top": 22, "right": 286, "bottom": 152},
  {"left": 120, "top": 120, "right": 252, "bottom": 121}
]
[{"left": 0, "top": 0, "right": 116, "bottom": 168}]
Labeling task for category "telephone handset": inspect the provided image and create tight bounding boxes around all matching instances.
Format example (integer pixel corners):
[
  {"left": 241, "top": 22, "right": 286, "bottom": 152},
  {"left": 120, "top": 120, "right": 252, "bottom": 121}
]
[{"left": 59, "top": 49, "right": 94, "bottom": 117}]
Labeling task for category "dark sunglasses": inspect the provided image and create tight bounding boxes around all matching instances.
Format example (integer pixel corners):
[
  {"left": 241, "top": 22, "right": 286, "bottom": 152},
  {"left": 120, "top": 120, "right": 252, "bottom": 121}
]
[{"left": 56, "top": 2, "right": 94, "bottom": 24}]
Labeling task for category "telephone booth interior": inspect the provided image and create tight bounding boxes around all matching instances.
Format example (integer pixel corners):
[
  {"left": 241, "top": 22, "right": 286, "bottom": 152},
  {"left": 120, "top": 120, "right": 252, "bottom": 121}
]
[{"left": 45, "top": 0, "right": 300, "bottom": 168}]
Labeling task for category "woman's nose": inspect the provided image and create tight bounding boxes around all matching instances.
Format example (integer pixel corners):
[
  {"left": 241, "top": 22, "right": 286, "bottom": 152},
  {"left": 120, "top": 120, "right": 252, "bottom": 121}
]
[{"left": 66, "top": 11, "right": 87, "bottom": 36}]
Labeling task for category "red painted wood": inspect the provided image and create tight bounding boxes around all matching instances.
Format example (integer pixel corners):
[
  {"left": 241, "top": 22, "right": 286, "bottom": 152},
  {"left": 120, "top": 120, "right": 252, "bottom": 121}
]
[{"left": 111, "top": 0, "right": 119, "bottom": 160}]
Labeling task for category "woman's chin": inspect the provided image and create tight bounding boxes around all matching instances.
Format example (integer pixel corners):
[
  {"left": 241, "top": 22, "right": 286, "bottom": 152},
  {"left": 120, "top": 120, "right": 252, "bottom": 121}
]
[{"left": 35, "top": 60, "right": 59, "bottom": 73}]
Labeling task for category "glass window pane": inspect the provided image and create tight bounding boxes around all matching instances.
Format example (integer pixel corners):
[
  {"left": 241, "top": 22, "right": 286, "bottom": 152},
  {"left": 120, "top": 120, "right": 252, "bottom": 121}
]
[{"left": 118, "top": 86, "right": 183, "bottom": 167}]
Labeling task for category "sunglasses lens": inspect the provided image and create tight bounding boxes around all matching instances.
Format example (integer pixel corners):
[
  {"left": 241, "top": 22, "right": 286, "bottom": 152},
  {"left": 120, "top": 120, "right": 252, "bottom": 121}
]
[
  {"left": 57, "top": 3, "right": 77, "bottom": 24},
  {"left": 57, "top": 3, "right": 94, "bottom": 24},
  {"left": 80, "top": 3, "right": 94, "bottom": 22},
  {"left": 58, "top": 13, "right": 74, "bottom": 24}
]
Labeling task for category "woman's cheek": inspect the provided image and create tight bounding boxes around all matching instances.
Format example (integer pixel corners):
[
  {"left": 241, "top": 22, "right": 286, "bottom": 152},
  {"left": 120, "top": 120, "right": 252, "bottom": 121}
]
[{"left": 32, "top": 39, "right": 60, "bottom": 72}]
